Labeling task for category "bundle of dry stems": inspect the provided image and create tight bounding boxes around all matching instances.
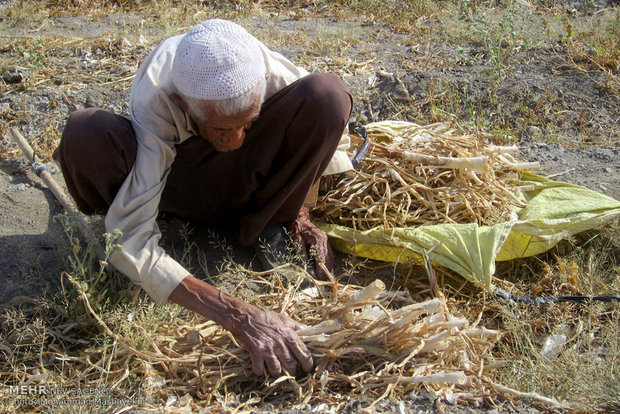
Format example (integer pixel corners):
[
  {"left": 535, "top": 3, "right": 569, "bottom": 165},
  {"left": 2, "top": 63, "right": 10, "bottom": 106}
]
[{"left": 314, "top": 121, "right": 539, "bottom": 230}]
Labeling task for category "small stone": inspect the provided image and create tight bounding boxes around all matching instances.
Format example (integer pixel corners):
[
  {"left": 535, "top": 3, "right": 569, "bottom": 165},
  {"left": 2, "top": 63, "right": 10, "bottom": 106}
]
[
  {"left": 603, "top": 167, "right": 613, "bottom": 173},
  {"left": 3, "top": 69, "right": 24, "bottom": 84},
  {"left": 524, "top": 125, "right": 542, "bottom": 139}
]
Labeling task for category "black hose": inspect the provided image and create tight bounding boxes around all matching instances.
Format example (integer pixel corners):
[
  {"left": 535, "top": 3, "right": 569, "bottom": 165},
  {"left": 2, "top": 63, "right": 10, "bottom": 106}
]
[{"left": 494, "top": 288, "right": 620, "bottom": 304}]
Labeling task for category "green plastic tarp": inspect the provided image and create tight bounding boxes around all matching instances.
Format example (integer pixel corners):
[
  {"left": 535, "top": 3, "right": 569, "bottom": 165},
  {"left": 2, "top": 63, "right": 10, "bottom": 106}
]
[{"left": 318, "top": 172, "right": 620, "bottom": 291}]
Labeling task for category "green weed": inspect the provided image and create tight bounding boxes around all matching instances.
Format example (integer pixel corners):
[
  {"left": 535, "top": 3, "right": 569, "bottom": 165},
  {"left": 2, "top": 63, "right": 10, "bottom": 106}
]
[
  {"left": 0, "top": 0, "right": 49, "bottom": 25},
  {"left": 547, "top": 9, "right": 619, "bottom": 96},
  {"left": 458, "top": 1, "right": 534, "bottom": 97}
]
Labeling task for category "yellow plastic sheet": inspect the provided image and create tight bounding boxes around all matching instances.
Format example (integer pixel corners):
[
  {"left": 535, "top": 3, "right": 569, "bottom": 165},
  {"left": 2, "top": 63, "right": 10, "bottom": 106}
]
[{"left": 319, "top": 172, "right": 620, "bottom": 290}]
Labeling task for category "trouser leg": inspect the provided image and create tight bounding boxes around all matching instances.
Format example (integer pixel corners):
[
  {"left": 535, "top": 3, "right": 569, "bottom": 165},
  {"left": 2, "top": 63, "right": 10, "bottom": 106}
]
[
  {"left": 159, "top": 73, "right": 353, "bottom": 245},
  {"left": 54, "top": 107, "right": 137, "bottom": 215}
]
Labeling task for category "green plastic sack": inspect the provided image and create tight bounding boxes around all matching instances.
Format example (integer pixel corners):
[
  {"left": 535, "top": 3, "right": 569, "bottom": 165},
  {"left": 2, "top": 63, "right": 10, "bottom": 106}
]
[{"left": 318, "top": 172, "right": 620, "bottom": 291}]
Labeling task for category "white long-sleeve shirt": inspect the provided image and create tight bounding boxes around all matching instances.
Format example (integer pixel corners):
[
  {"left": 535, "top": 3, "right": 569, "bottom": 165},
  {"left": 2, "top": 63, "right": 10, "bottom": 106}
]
[{"left": 105, "top": 33, "right": 352, "bottom": 304}]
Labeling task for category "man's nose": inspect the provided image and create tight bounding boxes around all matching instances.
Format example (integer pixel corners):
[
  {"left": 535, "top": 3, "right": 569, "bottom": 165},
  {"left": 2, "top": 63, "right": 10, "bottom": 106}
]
[{"left": 227, "top": 128, "right": 245, "bottom": 148}]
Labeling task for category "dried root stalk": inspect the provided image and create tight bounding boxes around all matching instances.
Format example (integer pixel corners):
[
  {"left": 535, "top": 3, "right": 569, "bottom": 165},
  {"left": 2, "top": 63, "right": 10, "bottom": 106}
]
[
  {"left": 314, "top": 122, "right": 538, "bottom": 230},
  {"left": 136, "top": 277, "right": 505, "bottom": 409}
]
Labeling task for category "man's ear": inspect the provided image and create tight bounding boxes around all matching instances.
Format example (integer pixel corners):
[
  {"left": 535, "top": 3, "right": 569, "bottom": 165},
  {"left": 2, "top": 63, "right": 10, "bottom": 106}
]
[{"left": 169, "top": 93, "right": 189, "bottom": 112}]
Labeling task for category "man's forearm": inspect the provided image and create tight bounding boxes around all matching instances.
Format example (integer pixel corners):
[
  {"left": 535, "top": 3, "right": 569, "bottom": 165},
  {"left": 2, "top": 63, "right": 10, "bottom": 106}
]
[
  {"left": 168, "top": 275, "right": 246, "bottom": 335},
  {"left": 167, "top": 274, "right": 314, "bottom": 376}
]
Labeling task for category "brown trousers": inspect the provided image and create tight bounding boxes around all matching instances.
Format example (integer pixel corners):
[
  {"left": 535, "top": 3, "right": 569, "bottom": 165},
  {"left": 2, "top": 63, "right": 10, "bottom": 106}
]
[{"left": 56, "top": 73, "right": 352, "bottom": 245}]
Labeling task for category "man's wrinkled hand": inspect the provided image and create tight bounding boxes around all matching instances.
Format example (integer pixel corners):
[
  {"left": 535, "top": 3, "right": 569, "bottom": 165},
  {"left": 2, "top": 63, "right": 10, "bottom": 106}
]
[
  {"left": 288, "top": 206, "right": 334, "bottom": 280},
  {"left": 232, "top": 304, "right": 314, "bottom": 377}
]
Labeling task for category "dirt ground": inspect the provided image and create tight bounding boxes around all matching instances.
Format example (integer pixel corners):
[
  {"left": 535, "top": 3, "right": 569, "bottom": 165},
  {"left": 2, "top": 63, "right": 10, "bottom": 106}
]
[{"left": 0, "top": 2, "right": 619, "bottom": 412}]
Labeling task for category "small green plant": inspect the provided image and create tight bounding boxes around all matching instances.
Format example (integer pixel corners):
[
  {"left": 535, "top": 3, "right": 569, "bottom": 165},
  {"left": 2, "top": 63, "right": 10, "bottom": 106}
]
[
  {"left": 54, "top": 214, "right": 129, "bottom": 313},
  {"left": 458, "top": 1, "right": 533, "bottom": 96},
  {"left": 18, "top": 44, "right": 46, "bottom": 69},
  {"left": 0, "top": 0, "right": 49, "bottom": 25},
  {"left": 547, "top": 10, "right": 619, "bottom": 97}
]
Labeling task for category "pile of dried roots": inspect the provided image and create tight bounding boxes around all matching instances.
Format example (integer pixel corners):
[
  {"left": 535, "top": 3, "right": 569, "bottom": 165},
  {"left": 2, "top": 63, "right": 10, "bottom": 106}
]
[
  {"left": 314, "top": 121, "right": 539, "bottom": 230},
  {"left": 131, "top": 277, "right": 503, "bottom": 410}
]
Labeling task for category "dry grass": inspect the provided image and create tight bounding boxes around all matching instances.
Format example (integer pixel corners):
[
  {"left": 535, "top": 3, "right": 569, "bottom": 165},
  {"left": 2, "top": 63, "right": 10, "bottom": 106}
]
[
  {"left": 486, "top": 226, "right": 620, "bottom": 412},
  {"left": 0, "top": 233, "right": 571, "bottom": 413},
  {"left": 2, "top": 216, "right": 617, "bottom": 412},
  {"left": 0, "top": 195, "right": 616, "bottom": 410},
  {"left": 0, "top": 34, "right": 147, "bottom": 160},
  {"left": 548, "top": 9, "right": 620, "bottom": 95}
]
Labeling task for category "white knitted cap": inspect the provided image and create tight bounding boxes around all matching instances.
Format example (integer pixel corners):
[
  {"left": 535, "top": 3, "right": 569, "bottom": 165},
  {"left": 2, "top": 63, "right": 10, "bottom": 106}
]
[{"left": 172, "top": 19, "right": 266, "bottom": 100}]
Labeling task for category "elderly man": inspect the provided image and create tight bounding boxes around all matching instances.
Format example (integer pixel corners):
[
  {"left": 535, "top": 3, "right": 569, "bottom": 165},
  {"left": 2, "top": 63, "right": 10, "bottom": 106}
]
[{"left": 55, "top": 19, "right": 353, "bottom": 377}]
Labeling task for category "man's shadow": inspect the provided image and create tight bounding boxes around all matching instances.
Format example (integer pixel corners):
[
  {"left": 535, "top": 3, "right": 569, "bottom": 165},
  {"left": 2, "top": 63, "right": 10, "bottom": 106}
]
[{"left": 164, "top": 223, "right": 262, "bottom": 282}]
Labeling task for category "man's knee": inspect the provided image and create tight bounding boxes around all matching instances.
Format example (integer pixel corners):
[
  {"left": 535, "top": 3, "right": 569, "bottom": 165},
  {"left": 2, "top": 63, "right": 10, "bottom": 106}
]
[
  {"left": 65, "top": 108, "right": 100, "bottom": 131},
  {"left": 297, "top": 73, "right": 353, "bottom": 127},
  {"left": 58, "top": 108, "right": 136, "bottom": 166},
  {"left": 62, "top": 108, "right": 126, "bottom": 148},
  {"left": 56, "top": 108, "right": 137, "bottom": 214}
]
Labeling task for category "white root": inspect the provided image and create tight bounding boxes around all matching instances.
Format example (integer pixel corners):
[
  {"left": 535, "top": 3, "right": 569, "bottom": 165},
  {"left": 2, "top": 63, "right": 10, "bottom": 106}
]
[
  {"left": 298, "top": 319, "right": 343, "bottom": 337},
  {"left": 428, "top": 317, "right": 469, "bottom": 331},
  {"left": 499, "top": 155, "right": 540, "bottom": 170},
  {"left": 491, "top": 382, "right": 574, "bottom": 409},
  {"left": 419, "top": 340, "right": 452, "bottom": 354},
  {"left": 400, "top": 151, "right": 488, "bottom": 172},
  {"left": 487, "top": 144, "right": 519, "bottom": 154},
  {"left": 390, "top": 298, "right": 444, "bottom": 317},
  {"left": 386, "top": 371, "right": 468, "bottom": 385},
  {"left": 461, "top": 327, "right": 501, "bottom": 341},
  {"left": 506, "top": 161, "right": 541, "bottom": 170},
  {"left": 298, "top": 333, "right": 331, "bottom": 342},
  {"left": 431, "top": 123, "right": 450, "bottom": 133},
  {"left": 349, "top": 279, "right": 386, "bottom": 304}
]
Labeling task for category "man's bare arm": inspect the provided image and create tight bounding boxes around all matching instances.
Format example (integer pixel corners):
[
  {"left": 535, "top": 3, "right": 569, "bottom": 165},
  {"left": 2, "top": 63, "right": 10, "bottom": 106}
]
[{"left": 168, "top": 275, "right": 313, "bottom": 376}]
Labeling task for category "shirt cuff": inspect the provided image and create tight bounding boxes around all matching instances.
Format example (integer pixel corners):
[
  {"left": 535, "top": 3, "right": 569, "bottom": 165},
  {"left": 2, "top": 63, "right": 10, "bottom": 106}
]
[{"left": 110, "top": 250, "right": 189, "bottom": 305}]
